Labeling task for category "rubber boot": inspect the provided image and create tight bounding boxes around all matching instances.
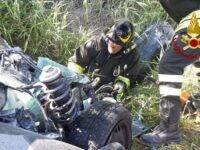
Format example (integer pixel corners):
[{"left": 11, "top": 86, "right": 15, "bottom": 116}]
[{"left": 141, "top": 96, "right": 182, "bottom": 147}]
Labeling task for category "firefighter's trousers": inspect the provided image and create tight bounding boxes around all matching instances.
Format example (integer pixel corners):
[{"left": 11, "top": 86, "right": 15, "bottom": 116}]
[{"left": 159, "top": 35, "right": 200, "bottom": 126}]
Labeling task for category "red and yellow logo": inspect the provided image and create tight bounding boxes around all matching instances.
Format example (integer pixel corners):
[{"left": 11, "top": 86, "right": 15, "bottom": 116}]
[
  {"left": 172, "top": 12, "right": 200, "bottom": 59},
  {"left": 181, "top": 12, "right": 200, "bottom": 50}
]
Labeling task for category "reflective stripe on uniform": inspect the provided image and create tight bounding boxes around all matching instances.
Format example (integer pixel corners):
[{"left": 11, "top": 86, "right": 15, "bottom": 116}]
[
  {"left": 159, "top": 74, "right": 183, "bottom": 83},
  {"left": 175, "top": 9, "right": 200, "bottom": 32},
  {"left": 115, "top": 75, "right": 130, "bottom": 88},
  {"left": 124, "top": 44, "right": 136, "bottom": 54},
  {"left": 160, "top": 85, "right": 181, "bottom": 96},
  {"left": 68, "top": 62, "right": 84, "bottom": 74},
  {"left": 193, "top": 66, "right": 200, "bottom": 73}
]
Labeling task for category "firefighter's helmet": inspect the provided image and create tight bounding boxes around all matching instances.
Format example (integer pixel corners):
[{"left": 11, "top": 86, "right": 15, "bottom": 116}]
[
  {"left": 107, "top": 19, "right": 134, "bottom": 47},
  {"left": 159, "top": 0, "right": 200, "bottom": 23}
]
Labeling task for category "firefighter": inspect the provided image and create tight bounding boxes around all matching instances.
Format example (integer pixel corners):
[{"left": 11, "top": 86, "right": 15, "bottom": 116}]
[
  {"left": 141, "top": 0, "right": 200, "bottom": 147},
  {"left": 68, "top": 19, "right": 141, "bottom": 97}
]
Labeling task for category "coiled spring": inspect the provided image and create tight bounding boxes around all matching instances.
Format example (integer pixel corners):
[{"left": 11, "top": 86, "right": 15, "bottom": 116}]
[{"left": 39, "top": 65, "right": 79, "bottom": 124}]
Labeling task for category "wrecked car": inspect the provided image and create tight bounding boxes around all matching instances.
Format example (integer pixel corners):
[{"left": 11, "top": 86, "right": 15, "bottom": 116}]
[
  {"left": 0, "top": 36, "right": 132, "bottom": 150},
  {"left": 0, "top": 21, "right": 173, "bottom": 150}
]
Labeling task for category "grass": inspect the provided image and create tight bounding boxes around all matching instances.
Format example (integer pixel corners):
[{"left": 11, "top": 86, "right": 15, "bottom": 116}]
[
  {"left": 0, "top": 0, "right": 168, "bottom": 63},
  {"left": 126, "top": 64, "right": 200, "bottom": 150},
  {"left": 0, "top": 0, "right": 199, "bottom": 150},
  {"left": 0, "top": 0, "right": 89, "bottom": 63}
]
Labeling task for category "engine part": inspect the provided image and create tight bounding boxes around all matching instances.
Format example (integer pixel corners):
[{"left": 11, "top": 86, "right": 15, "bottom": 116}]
[
  {"left": 0, "top": 107, "right": 38, "bottom": 132},
  {"left": 0, "top": 47, "right": 39, "bottom": 84},
  {"left": 39, "top": 65, "right": 80, "bottom": 124}
]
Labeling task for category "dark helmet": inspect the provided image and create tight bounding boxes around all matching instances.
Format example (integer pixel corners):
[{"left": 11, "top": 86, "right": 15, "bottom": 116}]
[
  {"left": 159, "top": 0, "right": 200, "bottom": 23},
  {"left": 107, "top": 19, "right": 134, "bottom": 47}
]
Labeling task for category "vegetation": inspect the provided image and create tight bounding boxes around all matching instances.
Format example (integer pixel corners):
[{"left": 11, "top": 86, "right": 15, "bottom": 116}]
[
  {"left": 0, "top": 0, "right": 88, "bottom": 62},
  {"left": 0, "top": 0, "right": 168, "bottom": 63},
  {"left": 0, "top": 0, "right": 199, "bottom": 150}
]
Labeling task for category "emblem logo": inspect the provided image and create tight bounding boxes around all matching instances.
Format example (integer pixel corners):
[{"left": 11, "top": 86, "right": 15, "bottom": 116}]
[{"left": 181, "top": 12, "right": 200, "bottom": 50}]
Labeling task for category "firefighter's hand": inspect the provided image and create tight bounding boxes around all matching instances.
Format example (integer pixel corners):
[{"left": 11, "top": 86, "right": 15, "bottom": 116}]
[{"left": 113, "top": 81, "right": 126, "bottom": 99}]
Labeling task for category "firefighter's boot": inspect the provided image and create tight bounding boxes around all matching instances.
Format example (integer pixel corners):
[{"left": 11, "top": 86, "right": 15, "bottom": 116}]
[{"left": 141, "top": 97, "right": 182, "bottom": 147}]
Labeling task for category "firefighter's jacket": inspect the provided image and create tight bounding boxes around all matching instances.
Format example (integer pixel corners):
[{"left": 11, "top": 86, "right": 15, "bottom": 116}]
[
  {"left": 159, "top": 0, "right": 200, "bottom": 23},
  {"left": 68, "top": 35, "right": 141, "bottom": 88},
  {"left": 159, "top": 9, "right": 200, "bottom": 98}
]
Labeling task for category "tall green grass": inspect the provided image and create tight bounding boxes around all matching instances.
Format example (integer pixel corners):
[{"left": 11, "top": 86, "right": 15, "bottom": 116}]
[
  {"left": 73, "top": 0, "right": 169, "bottom": 34},
  {"left": 0, "top": 0, "right": 167, "bottom": 63},
  {"left": 0, "top": 0, "right": 88, "bottom": 63}
]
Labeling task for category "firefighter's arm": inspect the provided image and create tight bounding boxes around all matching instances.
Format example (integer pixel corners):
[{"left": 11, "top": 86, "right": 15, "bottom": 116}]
[
  {"left": 114, "top": 48, "right": 140, "bottom": 95},
  {"left": 67, "top": 62, "right": 84, "bottom": 74},
  {"left": 68, "top": 37, "right": 98, "bottom": 74},
  {"left": 113, "top": 61, "right": 140, "bottom": 99},
  {"left": 123, "top": 48, "right": 141, "bottom": 86}
]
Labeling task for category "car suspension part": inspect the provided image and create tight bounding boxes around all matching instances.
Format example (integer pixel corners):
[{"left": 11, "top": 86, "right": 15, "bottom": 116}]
[{"left": 39, "top": 65, "right": 80, "bottom": 124}]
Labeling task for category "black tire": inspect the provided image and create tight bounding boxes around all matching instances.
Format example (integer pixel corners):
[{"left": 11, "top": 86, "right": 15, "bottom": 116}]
[{"left": 65, "top": 101, "right": 132, "bottom": 150}]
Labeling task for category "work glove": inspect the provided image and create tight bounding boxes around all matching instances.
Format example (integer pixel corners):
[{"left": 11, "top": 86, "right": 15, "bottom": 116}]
[
  {"left": 113, "top": 75, "right": 130, "bottom": 100},
  {"left": 113, "top": 81, "right": 126, "bottom": 100}
]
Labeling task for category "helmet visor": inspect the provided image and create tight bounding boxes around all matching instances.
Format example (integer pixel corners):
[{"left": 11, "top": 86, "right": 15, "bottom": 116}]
[{"left": 108, "top": 28, "right": 132, "bottom": 46}]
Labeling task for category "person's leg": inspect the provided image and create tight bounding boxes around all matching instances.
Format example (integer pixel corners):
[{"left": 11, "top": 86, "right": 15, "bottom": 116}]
[{"left": 141, "top": 41, "right": 196, "bottom": 146}]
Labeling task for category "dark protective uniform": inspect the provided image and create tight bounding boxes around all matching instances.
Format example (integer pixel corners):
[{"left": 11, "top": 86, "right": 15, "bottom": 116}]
[
  {"left": 68, "top": 34, "right": 141, "bottom": 88},
  {"left": 159, "top": 0, "right": 200, "bottom": 23},
  {"left": 141, "top": 0, "right": 200, "bottom": 147}
]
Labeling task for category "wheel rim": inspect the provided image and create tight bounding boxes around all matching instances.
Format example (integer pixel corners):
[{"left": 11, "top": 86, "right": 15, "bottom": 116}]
[{"left": 106, "top": 120, "right": 131, "bottom": 149}]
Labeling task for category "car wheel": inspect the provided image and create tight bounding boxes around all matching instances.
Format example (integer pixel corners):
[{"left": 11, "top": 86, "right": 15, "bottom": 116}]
[{"left": 65, "top": 101, "right": 132, "bottom": 150}]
